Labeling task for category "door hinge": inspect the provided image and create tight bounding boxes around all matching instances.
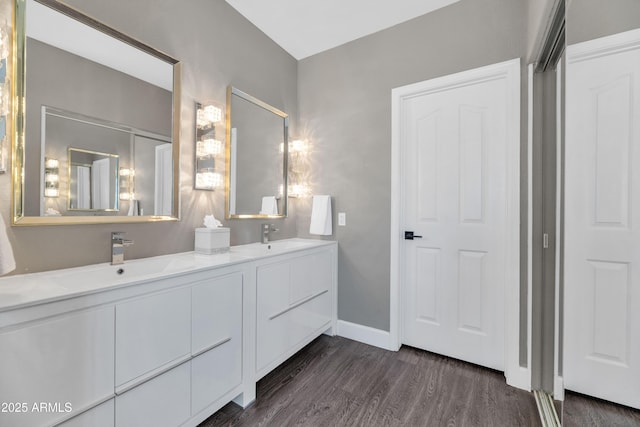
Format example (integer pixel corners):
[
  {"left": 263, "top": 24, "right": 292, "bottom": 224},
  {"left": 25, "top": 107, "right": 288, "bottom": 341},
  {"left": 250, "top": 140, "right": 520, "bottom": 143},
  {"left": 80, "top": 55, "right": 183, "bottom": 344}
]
[{"left": 543, "top": 233, "right": 549, "bottom": 249}]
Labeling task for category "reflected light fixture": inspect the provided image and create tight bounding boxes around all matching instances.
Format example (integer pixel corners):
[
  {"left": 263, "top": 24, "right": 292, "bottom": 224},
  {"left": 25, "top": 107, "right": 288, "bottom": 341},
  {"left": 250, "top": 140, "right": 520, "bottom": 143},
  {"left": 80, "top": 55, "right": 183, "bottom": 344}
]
[
  {"left": 44, "top": 158, "right": 60, "bottom": 198},
  {"left": 119, "top": 167, "right": 134, "bottom": 200}
]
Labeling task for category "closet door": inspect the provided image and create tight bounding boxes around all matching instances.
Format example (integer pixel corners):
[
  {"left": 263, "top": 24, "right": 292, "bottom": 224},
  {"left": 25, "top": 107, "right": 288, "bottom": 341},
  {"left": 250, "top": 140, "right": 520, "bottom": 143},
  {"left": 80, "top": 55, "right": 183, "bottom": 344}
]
[{"left": 565, "top": 29, "right": 640, "bottom": 409}]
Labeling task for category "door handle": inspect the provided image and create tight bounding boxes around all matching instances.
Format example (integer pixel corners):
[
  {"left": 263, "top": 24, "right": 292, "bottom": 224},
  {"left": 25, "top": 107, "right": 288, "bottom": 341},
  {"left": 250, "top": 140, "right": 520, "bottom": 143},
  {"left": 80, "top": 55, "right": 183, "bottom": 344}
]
[{"left": 404, "top": 231, "right": 423, "bottom": 240}]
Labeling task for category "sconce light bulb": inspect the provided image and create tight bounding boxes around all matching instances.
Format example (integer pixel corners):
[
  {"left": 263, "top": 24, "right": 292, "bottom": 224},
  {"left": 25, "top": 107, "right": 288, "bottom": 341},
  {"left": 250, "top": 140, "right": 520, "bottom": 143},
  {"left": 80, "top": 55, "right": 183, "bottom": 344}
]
[
  {"left": 203, "top": 105, "right": 223, "bottom": 124},
  {"left": 45, "top": 173, "right": 59, "bottom": 183},
  {"left": 197, "top": 138, "right": 223, "bottom": 157},
  {"left": 44, "top": 188, "right": 59, "bottom": 198},
  {"left": 195, "top": 171, "right": 223, "bottom": 190},
  {"left": 119, "top": 168, "right": 135, "bottom": 176},
  {"left": 290, "top": 140, "right": 307, "bottom": 153},
  {"left": 196, "top": 104, "right": 223, "bottom": 128},
  {"left": 45, "top": 158, "right": 59, "bottom": 169}
]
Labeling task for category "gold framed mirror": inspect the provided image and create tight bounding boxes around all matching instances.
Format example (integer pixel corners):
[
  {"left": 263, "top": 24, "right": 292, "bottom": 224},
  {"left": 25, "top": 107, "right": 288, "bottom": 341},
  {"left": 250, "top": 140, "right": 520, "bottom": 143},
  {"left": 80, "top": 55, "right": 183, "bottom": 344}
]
[
  {"left": 11, "top": 0, "right": 181, "bottom": 225},
  {"left": 225, "top": 86, "right": 288, "bottom": 219}
]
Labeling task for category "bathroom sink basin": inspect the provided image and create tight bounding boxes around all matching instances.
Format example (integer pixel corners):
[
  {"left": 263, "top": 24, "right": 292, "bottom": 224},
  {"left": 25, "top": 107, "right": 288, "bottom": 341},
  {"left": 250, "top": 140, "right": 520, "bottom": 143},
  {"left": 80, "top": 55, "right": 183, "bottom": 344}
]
[
  {"left": 230, "top": 238, "right": 320, "bottom": 257},
  {"left": 50, "top": 256, "right": 199, "bottom": 290}
]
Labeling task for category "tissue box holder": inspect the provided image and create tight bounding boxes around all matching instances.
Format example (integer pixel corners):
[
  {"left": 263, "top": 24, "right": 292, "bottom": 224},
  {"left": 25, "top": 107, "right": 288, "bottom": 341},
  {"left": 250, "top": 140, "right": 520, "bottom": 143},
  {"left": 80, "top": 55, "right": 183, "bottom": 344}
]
[{"left": 195, "top": 227, "right": 230, "bottom": 255}]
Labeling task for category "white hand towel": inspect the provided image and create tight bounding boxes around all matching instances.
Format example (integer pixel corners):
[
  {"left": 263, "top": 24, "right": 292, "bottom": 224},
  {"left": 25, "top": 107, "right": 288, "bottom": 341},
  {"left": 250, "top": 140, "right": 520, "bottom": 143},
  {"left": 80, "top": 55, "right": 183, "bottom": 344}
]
[
  {"left": 127, "top": 199, "right": 139, "bottom": 216},
  {"left": 260, "top": 196, "right": 278, "bottom": 215},
  {"left": 309, "top": 195, "right": 332, "bottom": 236},
  {"left": 0, "top": 214, "right": 16, "bottom": 276}
]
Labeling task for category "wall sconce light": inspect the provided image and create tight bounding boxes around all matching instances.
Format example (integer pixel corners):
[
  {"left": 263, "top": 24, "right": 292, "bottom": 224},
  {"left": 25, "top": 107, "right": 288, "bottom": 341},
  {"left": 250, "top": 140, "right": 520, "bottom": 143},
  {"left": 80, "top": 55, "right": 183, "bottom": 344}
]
[
  {"left": 119, "top": 167, "right": 134, "bottom": 200},
  {"left": 44, "top": 158, "right": 60, "bottom": 198},
  {"left": 195, "top": 101, "right": 224, "bottom": 190},
  {"left": 0, "top": 21, "right": 9, "bottom": 174},
  {"left": 283, "top": 139, "right": 311, "bottom": 197},
  {"left": 196, "top": 103, "right": 223, "bottom": 129}
]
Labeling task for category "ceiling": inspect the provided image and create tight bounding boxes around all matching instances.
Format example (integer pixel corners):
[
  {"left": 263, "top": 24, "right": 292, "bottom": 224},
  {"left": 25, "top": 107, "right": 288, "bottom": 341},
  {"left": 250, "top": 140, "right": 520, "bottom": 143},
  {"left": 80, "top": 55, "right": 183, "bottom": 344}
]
[{"left": 224, "top": 0, "right": 460, "bottom": 60}]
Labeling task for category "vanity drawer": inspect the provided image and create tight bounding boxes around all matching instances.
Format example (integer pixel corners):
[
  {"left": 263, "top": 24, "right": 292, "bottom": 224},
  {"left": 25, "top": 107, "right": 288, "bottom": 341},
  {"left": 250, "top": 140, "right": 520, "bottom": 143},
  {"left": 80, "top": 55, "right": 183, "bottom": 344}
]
[
  {"left": 115, "top": 287, "right": 191, "bottom": 389},
  {"left": 191, "top": 272, "right": 242, "bottom": 355},
  {"left": 256, "top": 288, "right": 331, "bottom": 373},
  {"left": 191, "top": 272, "right": 243, "bottom": 415},
  {"left": 191, "top": 338, "right": 242, "bottom": 416},
  {"left": 56, "top": 399, "right": 114, "bottom": 427},
  {"left": 257, "top": 250, "right": 332, "bottom": 315},
  {"left": 115, "top": 362, "right": 190, "bottom": 427},
  {"left": 0, "top": 307, "right": 115, "bottom": 427}
]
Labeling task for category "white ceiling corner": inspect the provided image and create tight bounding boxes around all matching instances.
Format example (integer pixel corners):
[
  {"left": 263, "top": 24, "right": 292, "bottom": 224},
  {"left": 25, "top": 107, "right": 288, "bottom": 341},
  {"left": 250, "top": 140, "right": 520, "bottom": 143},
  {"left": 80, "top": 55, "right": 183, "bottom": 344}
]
[{"left": 224, "top": 0, "right": 460, "bottom": 60}]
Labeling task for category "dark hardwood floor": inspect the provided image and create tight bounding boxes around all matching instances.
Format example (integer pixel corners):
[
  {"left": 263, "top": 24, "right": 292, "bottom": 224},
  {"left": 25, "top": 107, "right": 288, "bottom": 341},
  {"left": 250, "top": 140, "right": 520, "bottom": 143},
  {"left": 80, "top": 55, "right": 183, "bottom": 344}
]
[
  {"left": 562, "top": 391, "right": 640, "bottom": 427},
  {"left": 200, "top": 335, "right": 541, "bottom": 426}
]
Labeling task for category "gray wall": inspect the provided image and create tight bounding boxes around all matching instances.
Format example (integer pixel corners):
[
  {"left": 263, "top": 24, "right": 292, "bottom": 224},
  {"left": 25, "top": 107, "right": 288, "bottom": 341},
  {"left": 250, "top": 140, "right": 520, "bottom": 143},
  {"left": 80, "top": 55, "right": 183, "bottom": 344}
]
[
  {"left": 297, "top": 0, "right": 528, "bottom": 331},
  {"left": 567, "top": 0, "right": 640, "bottom": 44},
  {"left": 1, "top": 0, "right": 299, "bottom": 274}
]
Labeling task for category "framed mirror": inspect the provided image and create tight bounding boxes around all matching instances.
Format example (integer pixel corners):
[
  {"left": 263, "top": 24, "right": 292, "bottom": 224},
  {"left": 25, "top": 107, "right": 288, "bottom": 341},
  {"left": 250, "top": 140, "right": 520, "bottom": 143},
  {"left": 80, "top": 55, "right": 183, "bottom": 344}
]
[
  {"left": 225, "top": 86, "right": 288, "bottom": 219},
  {"left": 11, "top": 0, "right": 181, "bottom": 225}
]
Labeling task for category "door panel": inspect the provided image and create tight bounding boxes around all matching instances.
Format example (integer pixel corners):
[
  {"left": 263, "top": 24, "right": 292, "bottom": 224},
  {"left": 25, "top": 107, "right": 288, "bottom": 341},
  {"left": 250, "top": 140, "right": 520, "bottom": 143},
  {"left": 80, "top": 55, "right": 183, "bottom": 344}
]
[
  {"left": 401, "top": 61, "right": 519, "bottom": 371},
  {"left": 565, "top": 31, "right": 640, "bottom": 409}
]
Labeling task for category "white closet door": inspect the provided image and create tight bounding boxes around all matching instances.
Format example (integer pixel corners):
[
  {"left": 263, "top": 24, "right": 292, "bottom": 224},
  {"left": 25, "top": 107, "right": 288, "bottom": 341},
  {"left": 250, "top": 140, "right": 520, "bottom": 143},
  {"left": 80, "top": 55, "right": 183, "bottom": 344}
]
[{"left": 565, "top": 29, "right": 640, "bottom": 409}]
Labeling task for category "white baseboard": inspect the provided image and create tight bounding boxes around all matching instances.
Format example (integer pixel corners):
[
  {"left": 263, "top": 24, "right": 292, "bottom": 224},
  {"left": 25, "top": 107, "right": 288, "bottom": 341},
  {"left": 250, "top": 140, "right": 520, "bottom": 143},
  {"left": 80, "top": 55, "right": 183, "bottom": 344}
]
[
  {"left": 553, "top": 376, "right": 564, "bottom": 401},
  {"left": 336, "top": 320, "right": 395, "bottom": 351}
]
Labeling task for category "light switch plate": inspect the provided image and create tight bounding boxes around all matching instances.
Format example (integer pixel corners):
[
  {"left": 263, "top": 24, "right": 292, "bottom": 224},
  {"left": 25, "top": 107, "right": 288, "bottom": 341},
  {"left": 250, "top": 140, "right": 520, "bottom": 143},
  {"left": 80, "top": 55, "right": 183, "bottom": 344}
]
[{"left": 338, "top": 212, "right": 346, "bottom": 226}]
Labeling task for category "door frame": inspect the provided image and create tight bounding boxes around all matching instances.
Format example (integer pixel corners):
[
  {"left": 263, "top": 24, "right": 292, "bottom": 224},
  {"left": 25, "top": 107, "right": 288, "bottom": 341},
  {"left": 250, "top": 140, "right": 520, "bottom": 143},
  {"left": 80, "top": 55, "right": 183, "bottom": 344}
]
[{"left": 390, "top": 58, "right": 529, "bottom": 390}]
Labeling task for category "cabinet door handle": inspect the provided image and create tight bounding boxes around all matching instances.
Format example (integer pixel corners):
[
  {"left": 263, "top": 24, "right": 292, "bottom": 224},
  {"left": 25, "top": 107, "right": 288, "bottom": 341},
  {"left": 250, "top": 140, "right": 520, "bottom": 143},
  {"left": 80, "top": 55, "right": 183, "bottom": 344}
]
[
  {"left": 192, "top": 336, "right": 232, "bottom": 358},
  {"left": 268, "top": 289, "right": 329, "bottom": 320}
]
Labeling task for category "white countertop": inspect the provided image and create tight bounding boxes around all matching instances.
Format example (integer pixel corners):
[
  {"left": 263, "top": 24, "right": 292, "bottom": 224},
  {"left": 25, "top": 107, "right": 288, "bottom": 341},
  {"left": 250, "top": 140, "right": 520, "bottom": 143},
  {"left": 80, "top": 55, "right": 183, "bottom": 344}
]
[{"left": 0, "top": 238, "right": 335, "bottom": 313}]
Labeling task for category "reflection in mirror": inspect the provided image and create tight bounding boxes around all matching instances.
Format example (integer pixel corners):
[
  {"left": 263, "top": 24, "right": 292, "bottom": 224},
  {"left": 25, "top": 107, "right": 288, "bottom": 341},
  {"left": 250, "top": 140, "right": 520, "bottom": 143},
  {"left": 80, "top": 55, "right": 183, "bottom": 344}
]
[
  {"left": 12, "top": 0, "right": 181, "bottom": 224},
  {"left": 67, "top": 148, "right": 118, "bottom": 212},
  {"left": 36, "top": 106, "right": 172, "bottom": 217},
  {"left": 226, "top": 87, "right": 288, "bottom": 218}
]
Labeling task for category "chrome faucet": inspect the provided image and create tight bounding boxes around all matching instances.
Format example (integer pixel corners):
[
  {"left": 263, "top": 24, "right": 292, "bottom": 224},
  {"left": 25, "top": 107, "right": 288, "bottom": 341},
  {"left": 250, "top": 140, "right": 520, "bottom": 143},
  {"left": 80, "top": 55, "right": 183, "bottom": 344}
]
[
  {"left": 261, "top": 223, "right": 278, "bottom": 244},
  {"left": 111, "top": 232, "right": 134, "bottom": 265}
]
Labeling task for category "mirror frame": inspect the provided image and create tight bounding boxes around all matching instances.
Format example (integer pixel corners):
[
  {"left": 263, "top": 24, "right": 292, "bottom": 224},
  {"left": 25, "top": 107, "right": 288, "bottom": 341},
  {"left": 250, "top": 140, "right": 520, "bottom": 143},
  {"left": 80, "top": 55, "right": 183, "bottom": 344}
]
[
  {"left": 11, "top": 0, "right": 181, "bottom": 225},
  {"left": 225, "top": 86, "right": 288, "bottom": 219}
]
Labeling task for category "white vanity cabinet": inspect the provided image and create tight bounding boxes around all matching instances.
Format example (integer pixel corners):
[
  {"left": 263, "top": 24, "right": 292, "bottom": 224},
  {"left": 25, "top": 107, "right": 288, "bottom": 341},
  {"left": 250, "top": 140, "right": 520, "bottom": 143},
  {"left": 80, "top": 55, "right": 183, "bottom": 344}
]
[
  {"left": 254, "top": 245, "right": 337, "bottom": 379},
  {"left": 113, "top": 270, "right": 244, "bottom": 427},
  {"left": 0, "top": 238, "right": 337, "bottom": 427},
  {"left": 0, "top": 307, "right": 115, "bottom": 427}
]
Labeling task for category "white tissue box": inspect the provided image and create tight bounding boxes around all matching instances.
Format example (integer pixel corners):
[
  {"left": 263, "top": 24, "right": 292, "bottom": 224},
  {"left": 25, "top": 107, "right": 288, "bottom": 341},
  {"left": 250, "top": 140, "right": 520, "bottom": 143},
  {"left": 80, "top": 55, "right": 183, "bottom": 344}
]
[{"left": 195, "top": 227, "right": 230, "bottom": 254}]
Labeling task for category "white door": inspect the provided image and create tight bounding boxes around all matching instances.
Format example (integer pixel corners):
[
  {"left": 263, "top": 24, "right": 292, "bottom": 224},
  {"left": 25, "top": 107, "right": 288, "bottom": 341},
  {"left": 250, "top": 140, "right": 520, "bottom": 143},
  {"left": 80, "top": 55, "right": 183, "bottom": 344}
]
[
  {"left": 91, "top": 158, "right": 111, "bottom": 210},
  {"left": 154, "top": 143, "right": 172, "bottom": 215},
  {"left": 399, "top": 60, "right": 520, "bottom": 371},
  {"left": 565, "top": 29, "right": 640, "bottom": 409}
]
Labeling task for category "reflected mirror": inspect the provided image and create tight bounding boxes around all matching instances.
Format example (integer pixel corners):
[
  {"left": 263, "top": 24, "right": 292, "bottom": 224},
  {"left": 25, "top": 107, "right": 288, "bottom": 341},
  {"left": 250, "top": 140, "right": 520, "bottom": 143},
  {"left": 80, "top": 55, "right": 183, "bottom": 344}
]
[
  {"left": 12, "top": 0, "right": 181, "bottom": 224},
  {"left": 67, "top": 148, "right": 118, "bottom": 212},
  {"left": 226, "top": 86, "right": 288, "bottom": 218}
]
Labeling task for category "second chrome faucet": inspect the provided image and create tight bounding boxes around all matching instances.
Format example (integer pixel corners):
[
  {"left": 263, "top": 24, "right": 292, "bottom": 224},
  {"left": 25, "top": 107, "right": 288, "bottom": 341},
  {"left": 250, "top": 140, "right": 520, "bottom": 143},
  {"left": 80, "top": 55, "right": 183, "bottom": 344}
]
[
  {"left": 261, "top": 223, "right": 278, "bottom": 244},
  {"left": 111, "top": 232, "right": 134, "bottom": 265}
]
